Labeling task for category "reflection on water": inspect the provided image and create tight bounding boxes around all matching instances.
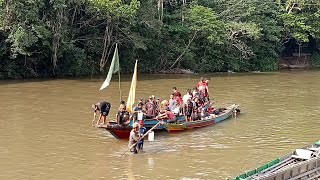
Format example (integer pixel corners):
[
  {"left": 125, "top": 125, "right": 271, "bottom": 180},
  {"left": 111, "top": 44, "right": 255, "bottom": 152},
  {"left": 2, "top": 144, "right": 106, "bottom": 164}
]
[{"left": 0, "top": 71, "right": 320, "bottom": 179}]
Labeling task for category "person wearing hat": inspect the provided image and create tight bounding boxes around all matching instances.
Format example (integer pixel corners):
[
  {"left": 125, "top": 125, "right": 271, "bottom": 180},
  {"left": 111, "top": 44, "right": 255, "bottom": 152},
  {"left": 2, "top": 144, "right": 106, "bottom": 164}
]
[{"left": 128, "top": 122, "right": 140, "bottom": 154}]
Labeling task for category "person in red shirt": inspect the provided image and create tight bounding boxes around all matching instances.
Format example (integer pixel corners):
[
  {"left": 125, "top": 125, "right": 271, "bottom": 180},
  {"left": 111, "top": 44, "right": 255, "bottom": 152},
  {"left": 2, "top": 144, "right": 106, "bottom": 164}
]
[
  {"left": 197, "top": 77, "right": 209, "bottom": 102},
  {"left": 172, "top": 87, "right": 182, "bottom": 113},
  {"left": 172, "top": 87, "right": 181, "bottom": 97}
]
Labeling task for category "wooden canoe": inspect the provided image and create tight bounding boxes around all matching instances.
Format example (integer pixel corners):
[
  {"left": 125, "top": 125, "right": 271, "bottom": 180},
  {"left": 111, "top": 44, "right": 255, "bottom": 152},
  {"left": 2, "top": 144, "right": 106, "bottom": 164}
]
[
  {"left": 164, "top": 104, "right": 240, "bottom": 133},
  {"left": 99, "top": 115, "right": 186, "bottom": 139},
  {"left": 234, "top": 140, "right": 320, "bottom": 180}
]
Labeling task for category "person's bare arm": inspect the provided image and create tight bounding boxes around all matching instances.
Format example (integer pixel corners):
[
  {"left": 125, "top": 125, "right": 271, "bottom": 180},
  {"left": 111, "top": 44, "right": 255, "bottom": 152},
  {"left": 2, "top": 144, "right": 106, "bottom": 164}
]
[{"left": 92, "top": 112, "right": 97, "bottom": 126}]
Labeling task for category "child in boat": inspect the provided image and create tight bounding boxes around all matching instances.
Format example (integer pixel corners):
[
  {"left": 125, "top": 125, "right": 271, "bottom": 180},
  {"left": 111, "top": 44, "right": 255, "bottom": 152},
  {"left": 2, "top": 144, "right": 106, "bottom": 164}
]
[
  {"left": 185, "top": 99, "right": 194, "bottom": 121},
  {"left": 116, "top": 103, "right": 130, "bottom": 126},
  {"left": 132, "top": 102, "right": 144, "bottom": 123},
  {"left": 137, "top": 121, "right": 146, "bottom": 151}
]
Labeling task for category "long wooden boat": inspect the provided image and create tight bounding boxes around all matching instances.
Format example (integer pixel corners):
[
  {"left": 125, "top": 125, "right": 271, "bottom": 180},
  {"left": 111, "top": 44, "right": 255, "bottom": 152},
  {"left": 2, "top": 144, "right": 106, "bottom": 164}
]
[
  {"left": 234, "top": 140, "right": 320, "bottom": 180},
  {"left": 164, "top": 104, "right": 239, "bottom": 133},
  {"left": 99, "top": 115, "right": 186, "bottom": 139}
]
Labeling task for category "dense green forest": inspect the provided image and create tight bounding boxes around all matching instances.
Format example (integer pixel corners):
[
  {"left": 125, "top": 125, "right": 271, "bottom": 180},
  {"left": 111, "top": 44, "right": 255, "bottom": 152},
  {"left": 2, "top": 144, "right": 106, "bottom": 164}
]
[{"left": 0, "top": 0, "right": 319, "bottom": 79}]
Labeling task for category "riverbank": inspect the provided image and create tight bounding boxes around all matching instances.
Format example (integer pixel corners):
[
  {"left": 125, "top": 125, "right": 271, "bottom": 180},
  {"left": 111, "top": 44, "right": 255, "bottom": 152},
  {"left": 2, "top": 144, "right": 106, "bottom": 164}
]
[{"left": 278, "top": 54, "right": 312, "bottom": 70}]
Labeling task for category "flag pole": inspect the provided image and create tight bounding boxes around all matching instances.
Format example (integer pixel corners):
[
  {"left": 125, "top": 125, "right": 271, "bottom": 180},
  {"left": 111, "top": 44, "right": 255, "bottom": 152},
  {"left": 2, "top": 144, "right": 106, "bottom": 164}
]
[{"left": 118, "top": 66, "right": 122, "bottom": 102}]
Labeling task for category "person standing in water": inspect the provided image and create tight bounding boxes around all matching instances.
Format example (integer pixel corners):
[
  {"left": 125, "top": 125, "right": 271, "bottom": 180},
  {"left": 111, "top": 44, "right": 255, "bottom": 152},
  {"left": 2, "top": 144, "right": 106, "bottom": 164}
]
[
  {"left": 128, "top": 123, "right": 140, "bottom": 154},
  {"left": 137, "top": 121, "right": 147, "bottom": 151}
]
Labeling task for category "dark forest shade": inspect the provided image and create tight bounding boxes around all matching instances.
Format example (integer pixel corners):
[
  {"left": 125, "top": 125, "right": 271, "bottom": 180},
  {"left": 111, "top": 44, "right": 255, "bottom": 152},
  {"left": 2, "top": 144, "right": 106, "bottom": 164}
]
[{"left": 0, "top": 0, "right": 319, "bottom": 79}]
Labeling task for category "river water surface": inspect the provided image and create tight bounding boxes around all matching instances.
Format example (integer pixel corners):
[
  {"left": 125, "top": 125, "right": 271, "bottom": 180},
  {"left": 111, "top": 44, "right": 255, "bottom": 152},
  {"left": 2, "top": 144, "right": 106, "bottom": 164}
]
[{"left": 0, "top": 70, "right": 320, "bottom": 180}]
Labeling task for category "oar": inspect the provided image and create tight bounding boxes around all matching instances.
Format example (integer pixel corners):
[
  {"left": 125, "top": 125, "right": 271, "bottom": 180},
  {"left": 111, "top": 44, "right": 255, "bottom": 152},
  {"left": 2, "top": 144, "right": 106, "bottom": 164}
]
[{"left": 121, "top": 121, "right": 162, "bottom": 157}]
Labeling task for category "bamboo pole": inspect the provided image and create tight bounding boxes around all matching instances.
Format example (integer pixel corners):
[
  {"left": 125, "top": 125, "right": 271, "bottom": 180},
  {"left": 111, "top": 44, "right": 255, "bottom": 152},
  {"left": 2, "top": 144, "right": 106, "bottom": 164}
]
[{"left": 121, "top": 121, "right": 162, "bottom": 157}]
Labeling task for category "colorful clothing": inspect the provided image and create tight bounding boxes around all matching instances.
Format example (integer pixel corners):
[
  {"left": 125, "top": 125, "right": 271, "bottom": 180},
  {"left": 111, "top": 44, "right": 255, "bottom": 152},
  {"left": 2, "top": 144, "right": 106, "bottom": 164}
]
[
  {"left": 137, "top": 127, "right": 147, "bottom": 150},
  {"left": 128, "top": 130, "right": 139, "bottom": 153},
  {"left": 166, "top": 111, "right": 175, "bottom": 119}
]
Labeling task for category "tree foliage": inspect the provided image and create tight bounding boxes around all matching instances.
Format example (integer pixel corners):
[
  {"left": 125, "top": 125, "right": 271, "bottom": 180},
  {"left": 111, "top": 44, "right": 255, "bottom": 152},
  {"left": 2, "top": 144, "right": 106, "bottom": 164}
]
[{"left": 0, "top": 0, "right": 319, "bottom": 79}]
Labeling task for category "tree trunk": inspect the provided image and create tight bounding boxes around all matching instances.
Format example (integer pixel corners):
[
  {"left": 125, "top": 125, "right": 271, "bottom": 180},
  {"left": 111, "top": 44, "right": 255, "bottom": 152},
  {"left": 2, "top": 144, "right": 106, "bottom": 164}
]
[
  {"left": 99, "top": 19, "right": 114, "bottom": 72},
  {"left": 52, "top": 8, "right": 64, "bottom": 71}
]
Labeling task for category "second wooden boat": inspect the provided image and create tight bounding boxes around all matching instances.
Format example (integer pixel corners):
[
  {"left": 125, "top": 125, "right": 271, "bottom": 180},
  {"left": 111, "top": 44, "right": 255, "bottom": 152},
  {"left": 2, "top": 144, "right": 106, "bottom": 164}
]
[{"left": 165, "top": 104, "right": 240, "bottom": 133}]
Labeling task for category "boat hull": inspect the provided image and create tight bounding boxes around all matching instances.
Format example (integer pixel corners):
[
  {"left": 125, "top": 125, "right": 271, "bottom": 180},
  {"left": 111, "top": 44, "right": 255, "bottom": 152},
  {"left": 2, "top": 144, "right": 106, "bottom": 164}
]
[
  {"left": 165, "top": 104, "right": 239, "bottom": 133},
  {"left": 100, "top": 115, "right": 186, "bottom": 139}
]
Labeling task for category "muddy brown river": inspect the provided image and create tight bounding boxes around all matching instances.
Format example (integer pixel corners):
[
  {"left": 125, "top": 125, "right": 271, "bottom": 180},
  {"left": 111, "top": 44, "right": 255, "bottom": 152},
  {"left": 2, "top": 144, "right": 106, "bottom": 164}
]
[{"left": 0, "top": 70, "right": 319, "bottom": 179}]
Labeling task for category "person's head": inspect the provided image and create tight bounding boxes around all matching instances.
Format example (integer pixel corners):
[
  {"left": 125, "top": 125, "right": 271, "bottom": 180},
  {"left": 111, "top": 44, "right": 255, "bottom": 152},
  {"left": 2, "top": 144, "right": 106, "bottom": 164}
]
[
  {"left": 160, "top": 100, "right": 169, "bottom": 109},
  {"left": 139, "top": 98, "right": 143, "bottom": 102},
  {"left": 172, "top": 87, "right": 177, "bottom": 93},
  {"left": 156, "top": 97, "right": 160, "bottom": 101},
  {"left": 170, "top": 94, "right": 174, "bottom": 99},
  {"left": 205, "top": 78, "right": 210, "bottom": 84},
  {"left": 120, "top": 100, "right": 125, "bottom": 105},
  {"left": 119, "top": 104, "right": 125, "bottom": 110},
  {"left": 132, "top": 122, "right": 139, "bottom": 131},
  {"left": 138, "top": 120, "right": 144, "bottom": 127},
  {"left": 200, "top": 77, "right": 204, "bottom": 82},
  {"left": 187, "top": 89, "right": 191, "bottom": 94},
  {"left": 138, "top": 102, "right": 143, "bottom": 108},
  {"left": 91, "top": 104, "right": 96, "bottom": 110}
]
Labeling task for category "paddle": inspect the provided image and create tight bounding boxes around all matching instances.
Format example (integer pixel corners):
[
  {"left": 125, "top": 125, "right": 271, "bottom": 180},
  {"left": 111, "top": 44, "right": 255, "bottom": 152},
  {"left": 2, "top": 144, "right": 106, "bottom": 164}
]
[{"left": 121, "top": 121, "right": 162, "bottom": 157}]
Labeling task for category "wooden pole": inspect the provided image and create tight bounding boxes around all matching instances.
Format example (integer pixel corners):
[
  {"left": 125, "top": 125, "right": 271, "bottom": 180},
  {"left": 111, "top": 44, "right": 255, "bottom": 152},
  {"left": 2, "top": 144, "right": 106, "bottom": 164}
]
[
  {"left": 121, "top": 121, "right": 162, "bottom": 157},
  {"left": 118, "top": 68, "right": 121, "bottom": 102}
]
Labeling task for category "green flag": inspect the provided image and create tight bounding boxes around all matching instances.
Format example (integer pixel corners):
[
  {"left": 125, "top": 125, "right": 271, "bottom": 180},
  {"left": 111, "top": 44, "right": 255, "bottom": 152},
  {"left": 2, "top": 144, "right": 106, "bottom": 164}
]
[{"left": 99, "top": 44, "right": 120, "bottom": 91}]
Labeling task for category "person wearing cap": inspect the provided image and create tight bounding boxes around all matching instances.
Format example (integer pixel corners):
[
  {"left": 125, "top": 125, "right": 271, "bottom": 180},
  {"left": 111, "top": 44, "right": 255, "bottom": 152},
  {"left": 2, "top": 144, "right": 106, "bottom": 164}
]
[
  {"left": 137, "top": 121, "right": 146, "bottom": 151},
  {"left": 128, "top": 122, "right": 140, "bottom": 154}
]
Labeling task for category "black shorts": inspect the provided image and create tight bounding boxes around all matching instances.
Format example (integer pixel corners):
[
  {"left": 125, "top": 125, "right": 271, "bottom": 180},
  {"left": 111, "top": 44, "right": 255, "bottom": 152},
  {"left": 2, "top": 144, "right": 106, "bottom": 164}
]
[
  {"left": 101, "top": 111, "right": 109, "bottom": 116},
  {"left": 186, "top": 109, "right": 192, "bottom": 116}
]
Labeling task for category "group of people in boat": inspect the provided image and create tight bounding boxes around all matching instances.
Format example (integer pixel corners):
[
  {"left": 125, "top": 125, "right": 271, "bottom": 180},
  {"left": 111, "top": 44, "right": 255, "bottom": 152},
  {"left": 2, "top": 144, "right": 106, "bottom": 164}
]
[
  {"left": 91, "top": 77, "right": 214, "bottom": 154},
  {"left": 91, "top": 77, "right": 214, "bottom": 126}
]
